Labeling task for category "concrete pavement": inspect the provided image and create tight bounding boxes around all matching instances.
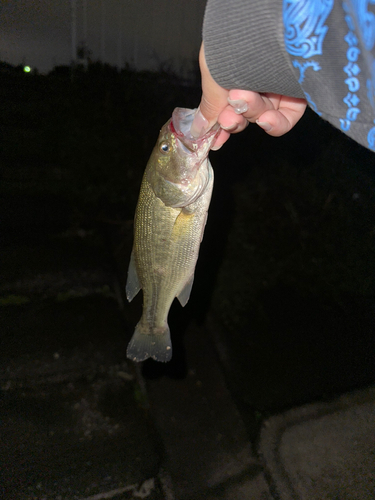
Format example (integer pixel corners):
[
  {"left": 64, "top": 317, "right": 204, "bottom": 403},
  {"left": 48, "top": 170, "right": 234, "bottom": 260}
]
[{"left": 259, "top": 385, "right": 375, "bottom": 500}]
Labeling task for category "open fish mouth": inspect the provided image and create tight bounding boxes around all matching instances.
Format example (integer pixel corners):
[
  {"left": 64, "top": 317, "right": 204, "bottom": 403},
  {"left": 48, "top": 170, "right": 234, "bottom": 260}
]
[{"left": 170, "top": 108, "right": 220, "bottom": 155}]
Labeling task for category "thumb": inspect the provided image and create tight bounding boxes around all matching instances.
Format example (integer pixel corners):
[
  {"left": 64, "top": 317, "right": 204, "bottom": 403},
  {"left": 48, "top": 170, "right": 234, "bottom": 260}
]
[{"left": 191, "top": 43, "right": 229, "bottom": 137}]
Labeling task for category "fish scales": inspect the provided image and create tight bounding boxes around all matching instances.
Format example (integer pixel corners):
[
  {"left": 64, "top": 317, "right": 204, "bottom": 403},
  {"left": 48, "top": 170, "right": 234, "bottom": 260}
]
[
  {"left": 126, "top": 108, "right": 219, "bottom": 362},
  {"left": 135, "top": 172, "right": 213, "bottom": 325}
]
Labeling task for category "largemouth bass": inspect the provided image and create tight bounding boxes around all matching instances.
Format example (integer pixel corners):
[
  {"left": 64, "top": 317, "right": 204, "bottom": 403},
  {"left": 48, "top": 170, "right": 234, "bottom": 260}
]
[{"left": 126, "top": 107, "right": 220, "bottom": 362}]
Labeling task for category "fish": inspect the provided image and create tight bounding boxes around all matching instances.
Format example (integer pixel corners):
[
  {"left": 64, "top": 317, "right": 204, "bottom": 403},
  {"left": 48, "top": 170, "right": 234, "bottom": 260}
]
[{"left": 126, "top": 107, "right": 220, "bottom": 362}]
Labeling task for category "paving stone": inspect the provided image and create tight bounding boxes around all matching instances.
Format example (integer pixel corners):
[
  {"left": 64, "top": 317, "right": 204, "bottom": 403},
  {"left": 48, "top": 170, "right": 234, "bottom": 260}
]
[
  {"left": 0, "top": 230, "right": 163, "bottom": 499},
  {"left": 0, "top": 329, "right": 162, "bottom": 499},
  {"left": 259, "top": 386, "right": 375, "bottom": 500}
]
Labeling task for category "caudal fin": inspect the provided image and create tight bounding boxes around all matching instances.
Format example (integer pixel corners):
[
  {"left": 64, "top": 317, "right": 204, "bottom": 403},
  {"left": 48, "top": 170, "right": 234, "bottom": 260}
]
[{"left": 126, "top": 323, "right": 172, "bottom": 362}]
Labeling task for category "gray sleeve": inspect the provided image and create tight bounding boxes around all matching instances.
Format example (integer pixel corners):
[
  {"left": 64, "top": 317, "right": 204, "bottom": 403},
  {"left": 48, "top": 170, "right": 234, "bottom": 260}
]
[
  {"left": 202, "top": 0, "right": 375, "bottom": 152},
  {"left": 203, "top": 0, "right": 305, "bottom": 98}
]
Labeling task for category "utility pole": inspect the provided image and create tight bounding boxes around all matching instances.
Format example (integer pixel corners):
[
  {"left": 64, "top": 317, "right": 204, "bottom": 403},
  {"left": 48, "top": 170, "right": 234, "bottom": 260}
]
[
  {"left": 81, "top": 0, "right": 88, "bottom": 66},
  {"left": 83, "top": 0, "right": 88, "bottom": 50},
  {"left": 100, "top": 0, "right": 106, "bottom": 62},
  {"left": 118, "top": 1, "right": 123, "bottom": 69},
  {"left": 71, "top": 0, "right": 77, "bottom": 64}
]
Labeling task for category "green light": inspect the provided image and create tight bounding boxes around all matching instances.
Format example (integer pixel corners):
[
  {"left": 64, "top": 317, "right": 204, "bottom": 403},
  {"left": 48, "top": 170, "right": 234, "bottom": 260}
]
[{"left": 23, "top": 66, "right": 31, "bottom": 73}]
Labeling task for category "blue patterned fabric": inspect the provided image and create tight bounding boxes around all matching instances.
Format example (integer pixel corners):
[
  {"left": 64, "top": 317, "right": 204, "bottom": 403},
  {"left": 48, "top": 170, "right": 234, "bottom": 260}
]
[
  {"left": 283, "top": 0, "right": 375, "bottom": 150},
  {"left": 284, "top": 0, "right": 334, "bottom": 58}
]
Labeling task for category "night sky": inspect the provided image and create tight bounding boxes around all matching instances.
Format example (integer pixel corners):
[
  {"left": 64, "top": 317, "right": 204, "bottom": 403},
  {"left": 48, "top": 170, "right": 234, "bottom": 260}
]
[{"left": 0, "top": 0, "right": 205, "bottom": 74}]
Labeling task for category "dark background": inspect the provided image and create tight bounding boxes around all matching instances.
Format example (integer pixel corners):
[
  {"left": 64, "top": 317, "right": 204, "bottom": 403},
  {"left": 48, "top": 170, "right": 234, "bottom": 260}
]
[
  {"left": 1, "top": 61, "right": 375, "bottom": 412},
  {"left": 1, "top": 62, "right": 375, "bottom": 498}
]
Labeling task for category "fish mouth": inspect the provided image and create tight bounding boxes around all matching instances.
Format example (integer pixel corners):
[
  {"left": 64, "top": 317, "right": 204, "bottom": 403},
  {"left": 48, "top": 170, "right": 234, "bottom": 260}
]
[{"left": 170, "top": 108, "right": 221, "bottom": 156}]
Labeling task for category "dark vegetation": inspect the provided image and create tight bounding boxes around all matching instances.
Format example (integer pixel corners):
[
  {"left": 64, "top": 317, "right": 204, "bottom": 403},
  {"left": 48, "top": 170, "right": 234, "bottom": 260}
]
[
  {"left": 1, "top": 60, "right": 375, "bottom": 422},
  {"left": 0, "top": 61, "right": 200, "bottom": 225},
  {"left": 208, "top": 120, "right": 375, "bottom": 418}
]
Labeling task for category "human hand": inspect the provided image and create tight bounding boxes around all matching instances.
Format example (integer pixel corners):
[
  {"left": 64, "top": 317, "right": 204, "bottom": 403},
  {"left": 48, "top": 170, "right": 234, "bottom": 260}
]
[{"left": 191, "top": 43, "right": 307, "bottom": 150}]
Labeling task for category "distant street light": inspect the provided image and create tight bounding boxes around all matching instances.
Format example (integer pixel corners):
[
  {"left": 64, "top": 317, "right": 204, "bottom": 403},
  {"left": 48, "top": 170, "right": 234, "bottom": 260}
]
[{"left": 23, "top": 66, "right": 31, "bottom": 73}]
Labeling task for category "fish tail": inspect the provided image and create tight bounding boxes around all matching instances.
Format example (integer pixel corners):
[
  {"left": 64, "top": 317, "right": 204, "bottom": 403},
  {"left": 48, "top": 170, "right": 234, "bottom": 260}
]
[{"left": 126, "top": 322, "right": 172, "bottom": 363}]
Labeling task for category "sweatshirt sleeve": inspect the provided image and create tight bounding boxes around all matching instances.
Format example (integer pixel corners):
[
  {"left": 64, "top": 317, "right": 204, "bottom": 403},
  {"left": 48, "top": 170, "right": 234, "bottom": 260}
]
[
  {"left": 203, "top": 0, "right": 375, "bottom": 152},
  {"left": 203, "top": 0, "right": 305, "bottom": 98}
]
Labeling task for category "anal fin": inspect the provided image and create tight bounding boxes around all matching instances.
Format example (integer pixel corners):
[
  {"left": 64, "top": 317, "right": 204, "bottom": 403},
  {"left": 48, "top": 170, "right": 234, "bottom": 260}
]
[
  {"left": 126, "top": 250, "right": 141, "bottom": 302},
  {"left": 177, "top": 274, "right": 194, "bottom": 307}
]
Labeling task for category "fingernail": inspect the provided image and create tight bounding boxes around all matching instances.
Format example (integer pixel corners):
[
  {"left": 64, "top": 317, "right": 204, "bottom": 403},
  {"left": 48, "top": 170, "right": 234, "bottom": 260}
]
[
  {"left": 211, "top": 142, "right": 223, "bottom": 151},
  {"left": 256, "top": 120, "right": 272, "bottom": 132},
  {"left": 221, "top": 123, "right": 238, "bottom": 131},
  {"left": 228, "top": 98, "right": 248, "bottom": 114},
  {"left": 190, "top": 108, "right": 210, "bottom": 138}
]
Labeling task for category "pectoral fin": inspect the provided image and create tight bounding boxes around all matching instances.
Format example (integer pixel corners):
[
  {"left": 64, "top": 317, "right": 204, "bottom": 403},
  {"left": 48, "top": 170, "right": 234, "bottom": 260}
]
[
  {"left": 177, "top": 274, "right": 194, "bottom": 307},
  {"left": 126, "top": 250, "right": 141, "bottom": 302}
]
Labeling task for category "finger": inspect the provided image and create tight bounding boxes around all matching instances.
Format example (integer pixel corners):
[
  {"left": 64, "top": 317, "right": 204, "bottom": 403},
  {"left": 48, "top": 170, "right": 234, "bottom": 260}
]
[
  {"left": 211, "top": 128, "right": 231, "bottom": 151},
  {"left": 256, "top": 101, "right": 307, "bottom": 136},
  {"left": 227, "top": 90, "right": 307, "bottom": 134},
  {"left": 228, "top": 89, "right": 275, "bottom": 123},
  {"left": 217, "top": 105, "right": 249, "bottom": 133},
  {"left": 265, "top": 94, "right": 306, "bottom": 117},
  {"left": 197, "top": 43, "right": 229, "bottom": 126}
]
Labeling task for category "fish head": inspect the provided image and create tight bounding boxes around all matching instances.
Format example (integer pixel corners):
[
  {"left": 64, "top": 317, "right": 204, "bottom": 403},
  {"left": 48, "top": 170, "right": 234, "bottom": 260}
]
[{"left": 153, "top": 107, "right": 220, "bottom": 183}]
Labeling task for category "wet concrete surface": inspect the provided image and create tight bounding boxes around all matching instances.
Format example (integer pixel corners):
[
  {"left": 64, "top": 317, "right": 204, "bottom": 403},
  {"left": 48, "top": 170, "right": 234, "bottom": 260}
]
[
  {"left": 0, "top": 219, "right": 270, "bottom": 499},
  {"left": 1, "top": 349, "right": 161, "bottom": 499},
  {"left": 0, "top": 229, "right": 162, "bottom": 499}
]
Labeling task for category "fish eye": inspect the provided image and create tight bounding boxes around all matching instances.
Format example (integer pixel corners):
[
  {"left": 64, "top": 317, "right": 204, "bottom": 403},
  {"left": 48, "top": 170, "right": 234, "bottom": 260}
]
[{"left": 159, "top": 141, "right": 170, "bottom": 154}]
